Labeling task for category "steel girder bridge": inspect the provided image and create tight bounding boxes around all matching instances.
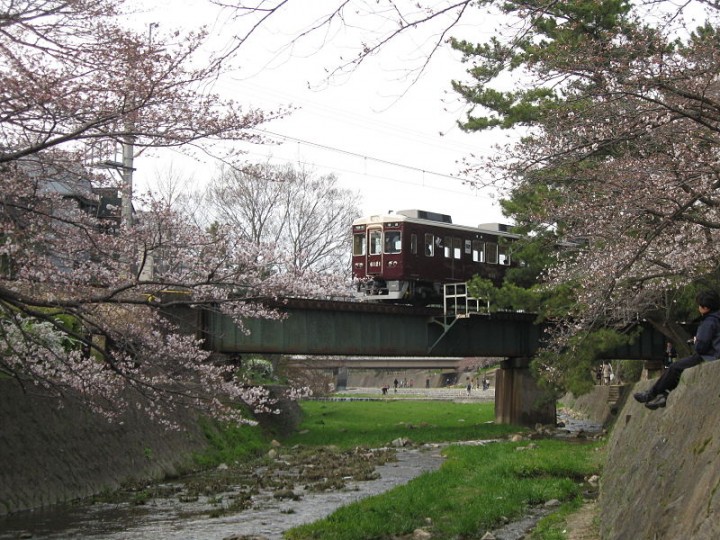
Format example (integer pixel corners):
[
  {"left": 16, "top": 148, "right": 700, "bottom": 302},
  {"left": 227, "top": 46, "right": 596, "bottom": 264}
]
[
  {"left": 164, "top": 295, "right": 667, "bottom": 427},
  {"left": 166, "top": 296, "right": 666, "bottom": 362}
]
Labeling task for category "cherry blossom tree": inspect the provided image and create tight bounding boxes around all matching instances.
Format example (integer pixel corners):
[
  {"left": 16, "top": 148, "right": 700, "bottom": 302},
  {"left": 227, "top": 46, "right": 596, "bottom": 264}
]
[
  {"left": 451, "top": 3, "right": 720, "bottom": 313},
  {"left": 444, "top": 0, "right": 720, "bottom": 392},
  {"left": 0, "top": 0, "right": 330, "bottom": 425}
]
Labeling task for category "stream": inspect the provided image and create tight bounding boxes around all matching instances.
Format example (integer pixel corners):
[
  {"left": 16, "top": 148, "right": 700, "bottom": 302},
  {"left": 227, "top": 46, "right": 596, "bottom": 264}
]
[
  {"left": 0, "top": 397, "right": 601, "bottom": 540},
  {"left": 0, "top": 444, "right": 447, "bottom": 540}
]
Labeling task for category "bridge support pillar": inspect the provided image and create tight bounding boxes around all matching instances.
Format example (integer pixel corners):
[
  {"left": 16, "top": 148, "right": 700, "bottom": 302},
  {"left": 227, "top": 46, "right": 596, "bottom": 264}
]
[
  {"left": 495, "top": 357, "right": 556, "bottom": 427},
  {"left": 334, "top": 367, "right": 349, "bottom": 391}
]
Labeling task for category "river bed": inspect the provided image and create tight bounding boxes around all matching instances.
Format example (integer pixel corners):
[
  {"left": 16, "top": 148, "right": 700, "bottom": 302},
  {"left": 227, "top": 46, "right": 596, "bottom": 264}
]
[
  {"left": 0, "top": 444, "right": 447, "bottom": 540},
  {"left": 0, "top": 399, "right": 601, "bottom": 540}
]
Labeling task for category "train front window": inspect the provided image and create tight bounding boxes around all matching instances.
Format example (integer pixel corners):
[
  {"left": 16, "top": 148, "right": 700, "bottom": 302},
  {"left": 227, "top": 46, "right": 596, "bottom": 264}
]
[
  {"left": 369, "top": 230, "right": 383, "bottom": 255},
  {"left": 486, "top": 242, "right": 499, "bottom": 264},
  {"left": 384, "top": 231, "right": 401, "bottom": 253},
  {"left": 444, "top": 236, "right": 452, "bottom": 258},
  {"left": 424, "top": 233, "right": 434, "bottom": 256},
  {"left": 353, "top": 234, "right": 366, "bottom": 256},
  {"left": 411, "top": 233, "right": 417, "bottom": 255}
]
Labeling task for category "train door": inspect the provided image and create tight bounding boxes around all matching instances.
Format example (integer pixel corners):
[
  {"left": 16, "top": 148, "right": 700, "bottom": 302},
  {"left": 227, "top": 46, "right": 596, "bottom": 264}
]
[{"left": 366, "top": 226, "right": 383, "bottom": 276}]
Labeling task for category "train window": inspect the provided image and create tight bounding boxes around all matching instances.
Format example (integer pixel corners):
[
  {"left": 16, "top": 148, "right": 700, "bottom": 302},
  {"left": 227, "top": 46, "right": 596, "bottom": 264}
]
[
  {"left": 424, "top": 234, "right": 434, "bottom": 256},
  {"left": 453, "top": 238, "right": 462, "bottom": 259},
  {"left": 486, "top": 242, "right": 499, "bottom": 264},
  {"left": 384, "top": 231, "right": 401, "bottom": 253},
  {"left": 499, "top": 245, "right": 511, "bottom": 265},
  {"left": 472, "top": 240, "right": 485, "bottom": 263},
  {"left": 353, "top": 234, "right": 366, "bottom": 256},
  {"left": 370, "top": 230, "right": 382, "bottom": 255},
  {"left": 444, "top": 236, "right": 452, "bottom": 258},
  {"left": 464, "top": 239, "right": 472, "bottom": 255},
  {"left": 411, "top": 234, "right": 417, "bottom": 255}
]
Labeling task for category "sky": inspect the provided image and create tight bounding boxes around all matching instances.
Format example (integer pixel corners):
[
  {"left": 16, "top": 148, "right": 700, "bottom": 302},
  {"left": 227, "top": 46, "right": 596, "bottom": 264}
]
[{"left": 130, "top": 1, "right": 514, "bottom": 228}]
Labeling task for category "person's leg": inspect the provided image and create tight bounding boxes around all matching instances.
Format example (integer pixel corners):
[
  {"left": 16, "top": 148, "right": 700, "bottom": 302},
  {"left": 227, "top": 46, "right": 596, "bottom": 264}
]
[
  {"left": 634, "top": 353, "right": 703, "bottom": 403},
  {"left": 652, "top": 353, "right": 703, "bottom": 395},
  {"left": 644, "top": 353, "right": 703, "bottom": 409}
]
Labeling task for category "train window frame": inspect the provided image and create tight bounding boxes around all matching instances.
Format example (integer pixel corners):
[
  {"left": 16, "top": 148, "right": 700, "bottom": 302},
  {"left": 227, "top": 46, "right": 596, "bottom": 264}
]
[
  {"left": 499, "top": 245, "right": 511, "bottom": 265},
  {"left": 472, "top": 240, "right": 485, "bottom": 263},
  {"left": 424, "top": 233, "right": 434, "bottom": 256},
  {"left": 486, "top": 241, "right": 499, "bottom": 264},
  {"left": 453, "top": 238, "right": 462, "bottom": 260},
  {"left": 369, "top": 230, "right": 383, "bottom": 255},
  {"left": 353, "top": 233, "right": 366, "bottom": 256},
  {"left": 384, "top": 230, "right": 402, "bottom": 254},
  {"left": 411, "top": 233, "right": 417, "bottom": 255}
]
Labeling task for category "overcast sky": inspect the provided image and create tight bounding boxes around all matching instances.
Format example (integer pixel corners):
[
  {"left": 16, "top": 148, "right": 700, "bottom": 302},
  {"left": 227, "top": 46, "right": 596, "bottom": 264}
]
[{"left": 130, "top": 1, "right": 513, "bottom": 227}]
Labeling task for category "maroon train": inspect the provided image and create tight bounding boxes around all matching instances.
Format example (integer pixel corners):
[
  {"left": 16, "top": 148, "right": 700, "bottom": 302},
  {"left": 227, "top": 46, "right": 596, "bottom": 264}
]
[{"left": 351, "top": 209, "right": 518, "bottom": 303}]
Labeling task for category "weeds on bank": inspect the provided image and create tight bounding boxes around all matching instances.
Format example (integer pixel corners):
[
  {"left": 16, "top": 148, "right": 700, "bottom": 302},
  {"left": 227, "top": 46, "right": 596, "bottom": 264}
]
[
  {"left": 193, "top": 416, "right": 268, "bottom": 468},
  {"left": 284, "top": 438, "right": 602, "bottom": 540},
  {"left": 531, "top": 496, "right": 588, "bottom": 540}
]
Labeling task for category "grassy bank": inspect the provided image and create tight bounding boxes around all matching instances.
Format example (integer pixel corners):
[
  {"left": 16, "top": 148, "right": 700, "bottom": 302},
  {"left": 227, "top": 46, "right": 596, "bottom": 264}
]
[
  {"left": 280, "top": 400, "right": 602, "bottom": 540},
  {"left": 282, "top": 399, "right": 520, "bottom": 448}
]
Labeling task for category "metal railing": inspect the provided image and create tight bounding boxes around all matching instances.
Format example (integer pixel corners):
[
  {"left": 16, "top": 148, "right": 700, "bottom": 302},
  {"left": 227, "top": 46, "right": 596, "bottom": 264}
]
[{"left": 442, "top": 282, "right": 488, "bottom": 327}]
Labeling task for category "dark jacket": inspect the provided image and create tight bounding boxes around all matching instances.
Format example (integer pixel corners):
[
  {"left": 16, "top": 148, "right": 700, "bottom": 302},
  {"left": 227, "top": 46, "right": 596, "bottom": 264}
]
[{"left": 694, "top": 311, "right": 720, "bottom": 361}]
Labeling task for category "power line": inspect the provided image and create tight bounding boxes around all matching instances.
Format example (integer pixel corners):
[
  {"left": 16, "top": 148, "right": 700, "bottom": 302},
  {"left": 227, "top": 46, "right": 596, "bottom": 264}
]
[
  {"left": 240, "top": 146, "right": 497, "bottom": 201},
  {"left": 251, "top": 128, "right": 484, "bottom": 186}
]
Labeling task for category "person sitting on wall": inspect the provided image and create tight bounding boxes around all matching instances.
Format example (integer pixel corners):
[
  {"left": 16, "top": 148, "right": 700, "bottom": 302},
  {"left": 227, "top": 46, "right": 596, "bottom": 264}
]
[{"left": 634, "top": 290, "right": 720, "bottom": 410}]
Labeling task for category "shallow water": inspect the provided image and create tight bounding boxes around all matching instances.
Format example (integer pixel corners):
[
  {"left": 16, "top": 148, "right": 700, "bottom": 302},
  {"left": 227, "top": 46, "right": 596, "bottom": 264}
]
[
  {"left": 0, "top": 445, "right": 446, "bottom": 540},
  {"left": 0, "top": 395, "right": 602, "bottom": 540}
]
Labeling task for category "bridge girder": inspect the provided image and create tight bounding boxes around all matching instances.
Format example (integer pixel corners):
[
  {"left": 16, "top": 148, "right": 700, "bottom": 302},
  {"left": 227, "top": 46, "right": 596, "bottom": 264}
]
[{"left": 160, "top": 300, "right": 667, "bottom": 361}]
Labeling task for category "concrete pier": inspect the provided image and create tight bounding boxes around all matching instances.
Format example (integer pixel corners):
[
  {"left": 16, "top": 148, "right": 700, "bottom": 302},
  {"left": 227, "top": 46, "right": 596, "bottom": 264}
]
[{"left": 495, "top": 357, "right": 556, "bottom": 427}]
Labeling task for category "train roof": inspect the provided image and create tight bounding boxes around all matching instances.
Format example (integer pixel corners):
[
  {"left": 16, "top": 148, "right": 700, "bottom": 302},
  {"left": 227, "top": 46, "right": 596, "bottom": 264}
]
[{"left": 352, "top": 210, "right": 518, "bottom": 238}]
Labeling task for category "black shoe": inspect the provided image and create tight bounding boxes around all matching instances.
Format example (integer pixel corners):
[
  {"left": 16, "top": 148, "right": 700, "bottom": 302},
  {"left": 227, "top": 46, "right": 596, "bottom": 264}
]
[
  {"left": 645, "top": 392, "right": 668, "bottom": 410},
  {"left": 634, "top": 390, "right": 654, "bottom": 403}
]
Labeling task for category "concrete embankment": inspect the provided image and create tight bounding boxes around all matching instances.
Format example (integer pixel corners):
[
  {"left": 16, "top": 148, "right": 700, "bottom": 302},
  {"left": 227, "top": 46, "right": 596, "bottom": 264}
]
[
  {"left": 0, "top": 381, "right": 301, "bottom": 517},
  {"left": 0, "top": 380, "right": 211, "bottom": 515},
  {"left": 599, "top": 361, "right": 720, "bottom": 539}
]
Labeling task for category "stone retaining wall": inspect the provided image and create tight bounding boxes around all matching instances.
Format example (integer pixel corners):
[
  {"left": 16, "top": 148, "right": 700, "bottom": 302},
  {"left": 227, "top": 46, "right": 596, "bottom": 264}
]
[
  {"left": 0, "top": 380, "right": 210, "bottom": 515},
  {"left": 600, "top": 360, "right": 720, "bottom": 539},
  {"left": 0, "top": 381, "right": 301, "bottom": 517}
]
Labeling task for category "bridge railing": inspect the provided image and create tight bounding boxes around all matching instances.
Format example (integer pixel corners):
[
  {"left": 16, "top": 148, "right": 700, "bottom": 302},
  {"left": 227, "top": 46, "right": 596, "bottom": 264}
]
[{"left": 443, "top": 283, "right": 487, "bottom": 325}]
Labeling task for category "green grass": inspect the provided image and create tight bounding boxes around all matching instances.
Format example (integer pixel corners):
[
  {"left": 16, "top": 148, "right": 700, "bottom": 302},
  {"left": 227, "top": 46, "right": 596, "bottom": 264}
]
[
  {"left": 285, "top": 438, "right": 602, "bottom": 540},
  {"left": 280, "top": 399, "right": 602, "bottom": 540},
  {"left": 282, "top": 399, "right": 521, "bottom": 449},
  {"left": 193, "top": 416, "right": 269, "bottom": 468}
]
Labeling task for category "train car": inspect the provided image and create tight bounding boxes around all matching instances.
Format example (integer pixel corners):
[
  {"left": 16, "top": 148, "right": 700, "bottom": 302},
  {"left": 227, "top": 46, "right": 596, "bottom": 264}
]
[{"left": 351, "top": 209, "right": 518, "bottom": 303}]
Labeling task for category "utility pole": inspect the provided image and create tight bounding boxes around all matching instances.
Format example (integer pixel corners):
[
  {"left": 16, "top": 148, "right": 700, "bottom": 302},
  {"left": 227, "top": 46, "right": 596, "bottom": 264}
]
[
  {"left": 120, "top": 22, "right": 156, "bottom": 228},
  {"left": 120, "top": 129, "right": 135, "bottom": 227}
]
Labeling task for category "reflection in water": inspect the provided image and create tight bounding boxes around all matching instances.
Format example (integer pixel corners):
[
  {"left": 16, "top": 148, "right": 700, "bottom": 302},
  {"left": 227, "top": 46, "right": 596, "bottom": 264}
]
[{"left": 0, "top": 446, "right": 446, "bottom": 540}]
